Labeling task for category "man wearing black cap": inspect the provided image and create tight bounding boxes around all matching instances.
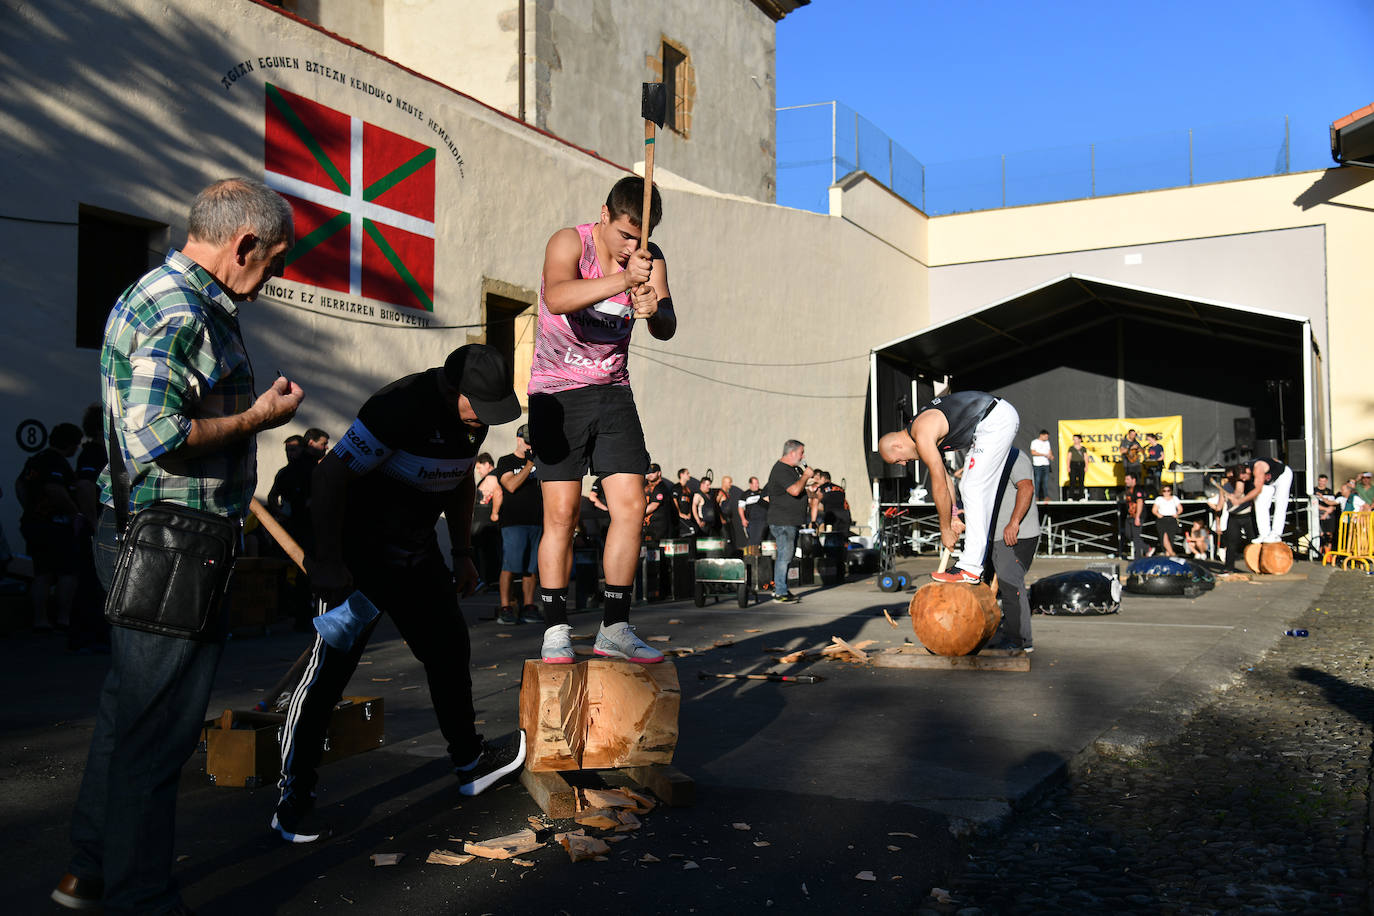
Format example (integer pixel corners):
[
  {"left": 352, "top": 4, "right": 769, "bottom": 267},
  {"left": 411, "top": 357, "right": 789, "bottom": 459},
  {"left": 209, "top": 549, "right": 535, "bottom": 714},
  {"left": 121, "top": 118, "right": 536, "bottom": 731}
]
[
  {"left": 271, "top": 344, "right": 525, "bottom": 843},
  {"left": 494, "top": 424, "right": 543, "bottom": 624}
]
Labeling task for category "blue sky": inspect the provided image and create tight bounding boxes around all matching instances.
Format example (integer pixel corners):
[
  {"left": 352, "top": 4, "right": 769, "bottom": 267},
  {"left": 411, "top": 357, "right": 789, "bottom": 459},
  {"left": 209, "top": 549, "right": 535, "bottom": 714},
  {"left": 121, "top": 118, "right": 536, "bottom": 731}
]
[{"left": 775, "top": 0, "right": 1374, "bottom": 212}]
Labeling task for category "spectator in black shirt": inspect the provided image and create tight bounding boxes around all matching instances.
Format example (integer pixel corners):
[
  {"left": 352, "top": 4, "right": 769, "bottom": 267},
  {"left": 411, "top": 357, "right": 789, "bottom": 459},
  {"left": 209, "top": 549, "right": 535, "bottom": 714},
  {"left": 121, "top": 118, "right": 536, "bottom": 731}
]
[
  {"left": 742, "top": 476, "right": 768, "bottom": 545},
  {"left": 19, "top": 422, "right": 83, "bottom": 631},
  {"left": 692, "top": 475, "right": 722, "bottom": 537},
  {"left": 672, "top": 467, "right": 697, "bottom": 537},
  {"left": 495, "top": 425, "right": 542, "bottom": 625},
  {"left": 718, "top": 475, "right": 745, "bottom": 547},
  {"left": 643, "top": 463, "right": 674, "bottom": 540},
  {"left": 766, "top": 440, "right": 813, "bottom": 602},
  {"left": 814, "top": 470, "right": 852, "bottom": 535}
]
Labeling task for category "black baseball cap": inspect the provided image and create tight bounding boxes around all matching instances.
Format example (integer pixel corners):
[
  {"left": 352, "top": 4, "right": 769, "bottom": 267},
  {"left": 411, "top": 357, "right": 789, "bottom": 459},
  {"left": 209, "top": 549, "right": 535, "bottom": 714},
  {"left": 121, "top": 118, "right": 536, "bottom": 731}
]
[
  {"left": 443, "top": 345, "right": 520, "bottom": 426},
  {"left": 516, "top": 424, "right": 530, "bottom": 441}
]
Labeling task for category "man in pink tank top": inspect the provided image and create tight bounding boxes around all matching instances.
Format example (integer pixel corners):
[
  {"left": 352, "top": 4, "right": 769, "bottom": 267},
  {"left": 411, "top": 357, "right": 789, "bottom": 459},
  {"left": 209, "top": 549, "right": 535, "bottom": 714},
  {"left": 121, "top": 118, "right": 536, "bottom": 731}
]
[{"left": 528, "top": 177, "right": 676, "bottom": 664}]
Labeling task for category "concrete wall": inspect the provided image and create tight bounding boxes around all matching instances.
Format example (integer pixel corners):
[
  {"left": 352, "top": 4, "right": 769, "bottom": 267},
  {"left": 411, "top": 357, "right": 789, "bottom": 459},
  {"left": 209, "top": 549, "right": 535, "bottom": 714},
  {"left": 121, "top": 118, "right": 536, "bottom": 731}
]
[
  {"left": 0, "top": 0, "right": 920, "bottom": 543},
  {"left": 291, "top": 0, "right": 779, "bottom": 202},
  {"left": 928, "top": 172, "right": 1374, "bottom": 483}
]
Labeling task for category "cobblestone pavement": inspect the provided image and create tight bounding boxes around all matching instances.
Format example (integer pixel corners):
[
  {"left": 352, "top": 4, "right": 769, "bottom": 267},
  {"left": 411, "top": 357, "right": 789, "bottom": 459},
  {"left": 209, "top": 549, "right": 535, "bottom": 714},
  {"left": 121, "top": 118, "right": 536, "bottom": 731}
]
[{"left": 921, "top": 569, "right": 1374, "bottom": 915}]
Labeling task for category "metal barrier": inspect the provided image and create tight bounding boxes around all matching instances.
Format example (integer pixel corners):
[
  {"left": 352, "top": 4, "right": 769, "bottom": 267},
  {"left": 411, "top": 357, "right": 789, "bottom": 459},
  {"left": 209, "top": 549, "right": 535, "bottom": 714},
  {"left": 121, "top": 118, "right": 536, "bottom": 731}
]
[{"left": 1322, "top": 511, "right": 1374, "bottom": 571}]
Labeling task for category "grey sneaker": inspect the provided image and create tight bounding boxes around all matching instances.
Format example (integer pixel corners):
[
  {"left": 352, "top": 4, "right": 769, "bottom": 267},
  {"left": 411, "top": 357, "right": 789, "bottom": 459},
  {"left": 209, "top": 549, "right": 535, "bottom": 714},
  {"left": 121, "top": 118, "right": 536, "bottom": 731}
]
[
  {"left": 594, "top": 622, "right": 664, "bottom": 664},
  {"left": 541, "top": 624, "right": 574, "bottom": 664}
]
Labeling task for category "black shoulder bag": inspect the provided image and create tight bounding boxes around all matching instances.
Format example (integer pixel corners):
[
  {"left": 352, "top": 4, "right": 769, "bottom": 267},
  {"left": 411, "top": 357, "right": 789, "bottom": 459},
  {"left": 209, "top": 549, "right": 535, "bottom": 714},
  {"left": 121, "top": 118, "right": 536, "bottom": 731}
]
[{"left": 103, "top": 414, "right": 239, "bottom": 641}]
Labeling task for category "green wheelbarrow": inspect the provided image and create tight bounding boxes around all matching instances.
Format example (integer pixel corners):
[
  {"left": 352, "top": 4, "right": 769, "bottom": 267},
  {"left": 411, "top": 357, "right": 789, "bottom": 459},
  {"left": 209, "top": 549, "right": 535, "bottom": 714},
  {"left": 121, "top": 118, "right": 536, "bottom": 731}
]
[{"left": 693, "top": 556, "right": 754, "bottom": 608}]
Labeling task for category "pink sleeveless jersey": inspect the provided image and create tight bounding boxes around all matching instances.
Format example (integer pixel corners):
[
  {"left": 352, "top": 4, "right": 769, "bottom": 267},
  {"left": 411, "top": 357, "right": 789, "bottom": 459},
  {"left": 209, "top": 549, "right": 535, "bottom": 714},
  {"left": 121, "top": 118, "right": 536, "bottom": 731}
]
[{"left": 528, "top": 223, "right": 634, "bottom": 394}]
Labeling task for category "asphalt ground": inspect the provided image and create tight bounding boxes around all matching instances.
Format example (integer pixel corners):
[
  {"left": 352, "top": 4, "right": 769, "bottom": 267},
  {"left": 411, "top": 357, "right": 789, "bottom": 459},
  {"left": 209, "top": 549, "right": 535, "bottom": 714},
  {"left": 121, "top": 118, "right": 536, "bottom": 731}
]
[{"left": 0, "top": 553, "right": 1343, "bottom": 914}]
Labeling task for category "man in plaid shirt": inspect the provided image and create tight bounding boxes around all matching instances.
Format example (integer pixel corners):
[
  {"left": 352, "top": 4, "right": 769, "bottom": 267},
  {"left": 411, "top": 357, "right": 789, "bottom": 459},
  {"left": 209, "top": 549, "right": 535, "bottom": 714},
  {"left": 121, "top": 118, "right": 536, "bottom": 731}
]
[{"left": 53, "top": 178, "right": 303, "bottom": 915}]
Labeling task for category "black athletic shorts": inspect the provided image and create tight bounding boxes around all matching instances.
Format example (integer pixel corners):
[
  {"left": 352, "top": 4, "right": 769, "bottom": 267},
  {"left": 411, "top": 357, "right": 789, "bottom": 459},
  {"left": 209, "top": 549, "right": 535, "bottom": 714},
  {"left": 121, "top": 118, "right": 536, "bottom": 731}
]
[{"left": 528, "top": 385, "right": 649, "bottom": 482}]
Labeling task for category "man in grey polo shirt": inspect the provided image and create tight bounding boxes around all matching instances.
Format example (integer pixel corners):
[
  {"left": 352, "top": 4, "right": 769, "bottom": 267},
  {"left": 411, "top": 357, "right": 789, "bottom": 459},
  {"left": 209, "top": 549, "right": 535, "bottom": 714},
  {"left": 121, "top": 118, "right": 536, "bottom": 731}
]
[{"left": 961, "top": 447, "right": 1040, "bottom": 653}]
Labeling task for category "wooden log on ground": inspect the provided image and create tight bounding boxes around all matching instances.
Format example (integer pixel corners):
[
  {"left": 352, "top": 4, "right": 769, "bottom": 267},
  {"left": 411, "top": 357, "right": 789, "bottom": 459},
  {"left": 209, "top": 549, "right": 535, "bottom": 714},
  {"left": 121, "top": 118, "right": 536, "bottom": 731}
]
[
  {"left": 519, "top": 658, "right": 680, "bottom": 771},
  {"left": 909, "top": 582, "right": 1001, "bottom": 656},
  {"left": 1243, "top": 542, "right": 1263, "bottom": 574},
  {"left": 1259, "top": 541, "right": 1294, "bottom": 575}
]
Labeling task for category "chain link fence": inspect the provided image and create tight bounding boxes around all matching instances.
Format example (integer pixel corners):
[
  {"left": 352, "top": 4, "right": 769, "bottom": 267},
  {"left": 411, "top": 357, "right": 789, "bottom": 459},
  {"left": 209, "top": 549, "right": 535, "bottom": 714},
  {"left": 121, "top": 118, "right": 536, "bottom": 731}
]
[{"left": 777, "top": 100, "right": 1330, "bottom": 216}]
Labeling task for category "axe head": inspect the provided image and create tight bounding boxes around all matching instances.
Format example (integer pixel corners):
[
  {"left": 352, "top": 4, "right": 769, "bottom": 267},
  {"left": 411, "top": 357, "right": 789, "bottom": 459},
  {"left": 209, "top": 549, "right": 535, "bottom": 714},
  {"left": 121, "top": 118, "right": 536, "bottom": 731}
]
[{"left": 642, "top": 82, "right": 667, "bottom": 128}]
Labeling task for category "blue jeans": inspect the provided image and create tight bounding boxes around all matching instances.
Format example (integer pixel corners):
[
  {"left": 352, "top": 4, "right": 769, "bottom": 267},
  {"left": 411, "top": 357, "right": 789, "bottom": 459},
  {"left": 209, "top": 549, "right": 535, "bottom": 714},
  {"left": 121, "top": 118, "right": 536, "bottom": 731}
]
[
  {"left": 770, "top": 525, "right": 799, "bottom": 597},
  {"left": 67, "top": 624, "right": 225, "bottom": 914},
  {"left": 1032, "top": 464, "right": 1052, "bottom": 501},
  {"left": 500, "top": 524, "right": 542, "bottom": 574}
]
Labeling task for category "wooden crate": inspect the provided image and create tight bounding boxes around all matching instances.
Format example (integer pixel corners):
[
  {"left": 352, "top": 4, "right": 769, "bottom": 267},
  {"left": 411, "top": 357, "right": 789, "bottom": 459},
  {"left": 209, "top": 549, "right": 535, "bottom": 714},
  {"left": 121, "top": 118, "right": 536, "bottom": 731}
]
[
  {"left": 226, "top": 556, "right": 288, "bottom": 633},
  {"left": 201, "top": 695, "right": 384, "bottom": 787}
]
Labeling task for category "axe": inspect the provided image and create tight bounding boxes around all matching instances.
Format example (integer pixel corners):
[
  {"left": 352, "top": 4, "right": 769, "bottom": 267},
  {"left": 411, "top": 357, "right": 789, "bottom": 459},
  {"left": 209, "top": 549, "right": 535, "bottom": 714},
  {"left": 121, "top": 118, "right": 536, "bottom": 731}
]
[
  {"left": 698, "top": 671, "right": 824, "bottom": 685},
  {"left": 638, "top": 82, "right": 667, "bottom": 270}
]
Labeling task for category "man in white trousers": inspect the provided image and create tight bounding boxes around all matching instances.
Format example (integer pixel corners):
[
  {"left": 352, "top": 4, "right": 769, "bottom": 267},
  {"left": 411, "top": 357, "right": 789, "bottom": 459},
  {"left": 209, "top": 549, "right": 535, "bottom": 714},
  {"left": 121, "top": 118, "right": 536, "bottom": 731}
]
[
  {"left": 1236, "top": 455, "right": 1294, "bottom": 544},
  {"left": 878, "top": 391, "right": 1020, "bottom": 583}
]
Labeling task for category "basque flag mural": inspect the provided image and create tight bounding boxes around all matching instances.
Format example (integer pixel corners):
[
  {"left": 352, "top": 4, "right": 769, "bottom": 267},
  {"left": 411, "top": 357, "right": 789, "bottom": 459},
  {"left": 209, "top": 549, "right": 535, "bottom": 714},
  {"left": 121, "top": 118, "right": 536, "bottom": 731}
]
[{"left": 264, "top": 83, "right": 436, "bottom": 312}]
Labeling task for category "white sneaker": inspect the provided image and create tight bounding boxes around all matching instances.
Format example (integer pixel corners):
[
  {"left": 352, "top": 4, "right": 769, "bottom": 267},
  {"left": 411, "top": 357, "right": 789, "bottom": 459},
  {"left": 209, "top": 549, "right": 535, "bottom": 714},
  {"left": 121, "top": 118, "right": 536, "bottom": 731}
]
[
  {"left": 594, "top": 622, "right": 664, "bottom": 664},
  {"left": 541, "top": 624, "right": 574, "bottom": 664}
]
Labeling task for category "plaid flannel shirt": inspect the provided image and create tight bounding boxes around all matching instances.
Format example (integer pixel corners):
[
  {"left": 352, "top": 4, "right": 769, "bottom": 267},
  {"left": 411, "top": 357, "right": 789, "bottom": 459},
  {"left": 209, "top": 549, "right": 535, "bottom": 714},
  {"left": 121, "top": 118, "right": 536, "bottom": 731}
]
[{"left": 98, "top": 249, "right": 258, "bottom": 518}]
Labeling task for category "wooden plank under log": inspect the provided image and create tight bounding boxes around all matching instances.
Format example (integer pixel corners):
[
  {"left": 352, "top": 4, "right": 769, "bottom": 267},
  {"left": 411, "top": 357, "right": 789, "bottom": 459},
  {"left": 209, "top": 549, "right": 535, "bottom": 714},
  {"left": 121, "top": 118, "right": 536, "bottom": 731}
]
[{"left": 870, "top": 646, "right": 1030, "bottom": 671}]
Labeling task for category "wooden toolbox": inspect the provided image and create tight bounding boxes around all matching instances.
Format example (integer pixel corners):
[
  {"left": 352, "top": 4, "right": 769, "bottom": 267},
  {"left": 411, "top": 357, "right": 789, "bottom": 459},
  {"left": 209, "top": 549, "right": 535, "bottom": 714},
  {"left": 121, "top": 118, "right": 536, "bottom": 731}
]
[{"left": 200, "top": 695, "right": 384, "bottom": 787}]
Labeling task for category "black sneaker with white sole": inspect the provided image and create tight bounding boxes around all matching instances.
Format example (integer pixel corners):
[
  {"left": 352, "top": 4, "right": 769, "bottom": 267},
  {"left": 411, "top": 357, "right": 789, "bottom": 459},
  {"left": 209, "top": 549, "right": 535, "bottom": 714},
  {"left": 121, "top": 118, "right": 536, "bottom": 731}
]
[
  {"left": 271, "top": 797, "right": 330, "bottom": 844},
  {"left": 455, "top": 731, "right": 526, "bottom": 796}
]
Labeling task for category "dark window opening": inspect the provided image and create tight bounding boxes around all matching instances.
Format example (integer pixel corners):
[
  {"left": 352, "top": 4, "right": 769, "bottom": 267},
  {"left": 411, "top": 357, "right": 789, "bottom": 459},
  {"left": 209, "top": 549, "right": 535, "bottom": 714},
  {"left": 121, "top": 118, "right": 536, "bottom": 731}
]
[{"left": 76, "top": 206, "right": 162, "bottom": 349}]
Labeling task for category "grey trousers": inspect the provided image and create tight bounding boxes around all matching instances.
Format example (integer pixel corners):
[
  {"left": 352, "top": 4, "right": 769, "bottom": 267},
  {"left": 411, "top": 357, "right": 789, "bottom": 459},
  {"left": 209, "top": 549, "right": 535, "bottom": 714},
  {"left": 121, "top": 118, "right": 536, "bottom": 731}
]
[{"left": 991, "top": 535, "right": 1038, "bottom": 646}]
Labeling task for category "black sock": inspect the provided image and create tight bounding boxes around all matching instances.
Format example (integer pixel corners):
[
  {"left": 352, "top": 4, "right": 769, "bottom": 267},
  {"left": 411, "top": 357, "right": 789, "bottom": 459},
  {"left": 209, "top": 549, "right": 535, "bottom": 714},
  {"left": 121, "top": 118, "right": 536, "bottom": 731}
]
[
  {"left": 539, "top": 587, "right": 568, "bottom": 627},
  {"left": 601, "top": 584, "right": 632, "bottom": 626}
]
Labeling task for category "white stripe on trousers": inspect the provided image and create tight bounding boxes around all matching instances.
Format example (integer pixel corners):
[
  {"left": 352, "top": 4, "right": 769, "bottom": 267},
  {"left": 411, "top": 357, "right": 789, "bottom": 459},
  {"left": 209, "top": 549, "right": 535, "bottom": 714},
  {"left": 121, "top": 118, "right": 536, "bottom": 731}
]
[
  {"left": 956, "top": 399, "right": 1020, "bottom": 577},
  {"left": 1254, "top": 465, "right": 1293, "bottom": 542},
  {"left": 277, "top": 602, "right": 329, "bottom": 796}
]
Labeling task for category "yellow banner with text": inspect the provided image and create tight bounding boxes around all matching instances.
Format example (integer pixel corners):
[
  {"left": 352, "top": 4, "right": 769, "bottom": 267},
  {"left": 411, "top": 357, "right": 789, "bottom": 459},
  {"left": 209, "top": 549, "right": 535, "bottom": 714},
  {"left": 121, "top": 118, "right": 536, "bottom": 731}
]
[{"left": 1057, "top": 416, "right": 1183, "bottom": 488}]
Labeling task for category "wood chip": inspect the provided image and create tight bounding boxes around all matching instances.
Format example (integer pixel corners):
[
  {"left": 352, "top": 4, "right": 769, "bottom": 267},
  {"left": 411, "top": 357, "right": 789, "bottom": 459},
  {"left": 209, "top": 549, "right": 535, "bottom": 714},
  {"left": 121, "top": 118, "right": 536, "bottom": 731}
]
[
  {"left": 856, "top": 870, "right": 877, "bottom": 881},
  {"left": 753, "top": 841, "right": 771, "bottom": 847},
  {"left": 620, "top": 787, "right": 657, "bottom": 813},
  {"left": 582, "top": 787, "right": 638, "bottom": 809},
  {"left": 888, "top": 831, "right": 917, "bottom": 838},
  {"left": 477, "top": 664, "right": 498, "bottom": 669},
  {"left": 826, "top": 636, "right": 871, "bottom": 661},
  {"left": 401, "top": 685, "right": 420, "bottom": 690},
  {"left": 371, "top": 677, "right": 393, "bottom": 682},
  {"left": 745, "top": 628, "right": 762, "bottom": 633},
  {"left": 574, "top": 809, "right": 621, "bottom": 829},
  {"left": 604, "top": 834, "right": 629, "bottom": 843},
  {"left": 882, "top": 609, "right": 900, "bottom": 629},
  {"left": 556, "top": 830, "right": 611, "bottom": 862},
  {"left": 370, "top": 852, "right": 404, "bottom": 866},
  {"left": 510, "top": 858, "right": 535, "bottom": 867},
  {"left": 639, "top": 853, "right": 661, "bottom": 863},
  {"left": 887, "top": 845, "right": 901, "bottom": 851},
  {"left": 731, "top": 822, "right": 751, "bottom": 831},
  {"left": 668, "top": 618, "right": 683, "bottom": 624},
  {"left": 527, "top": 816, "right": 548, "bottom": 830},
  {"left": 615, "top": 810, "right": 642, "bottom": 832},
  {"left": 776, "top": 650, "right": 812, "bottom": 664},
  {"left": 426, "top": 849, "right": 475, "bottom": 866},
  {"left": 712, "top": 639, "right": 735, "bottom": 648},
  {"left": 463, "top": 828, "right": 543, "bottom": 860},
  {"left": 495, "top": 633, "right": 513, "bottom": 638},
  {"left": 647, "top": 635, "right": 671, "bottom": 643},
  {"left": 683, "top": 861, "right": 699, "bottom": 870}
]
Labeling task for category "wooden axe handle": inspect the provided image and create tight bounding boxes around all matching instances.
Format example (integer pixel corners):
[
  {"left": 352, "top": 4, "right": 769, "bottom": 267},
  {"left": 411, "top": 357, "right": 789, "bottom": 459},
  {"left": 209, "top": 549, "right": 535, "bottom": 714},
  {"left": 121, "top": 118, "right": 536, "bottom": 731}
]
[
  {"left": 249, "top": 498, "right": 307, "bottom": 573},
  {"left": 639, "top": 120, "right": 656, "bottom": 254},
  {"left": 936, "top": 547, "right": 951, "bottom": 574}
]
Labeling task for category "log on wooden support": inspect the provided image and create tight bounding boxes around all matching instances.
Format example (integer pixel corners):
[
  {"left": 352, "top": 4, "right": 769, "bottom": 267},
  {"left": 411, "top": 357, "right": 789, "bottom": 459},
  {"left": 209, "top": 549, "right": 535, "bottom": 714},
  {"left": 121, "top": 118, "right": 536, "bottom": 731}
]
[
  {"left": 579, "top": 659, "right": 680, "bottom": 769},
  {"left": 519, "top": 658, "right": 680, "bottom": 772}
]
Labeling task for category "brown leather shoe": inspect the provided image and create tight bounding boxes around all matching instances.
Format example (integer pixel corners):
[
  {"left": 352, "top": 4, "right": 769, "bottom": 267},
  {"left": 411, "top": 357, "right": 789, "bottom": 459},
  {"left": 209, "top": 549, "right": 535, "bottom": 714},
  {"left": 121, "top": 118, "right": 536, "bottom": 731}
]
[{"left": 51, "top": 873, "right": 103, "bottom": 911}]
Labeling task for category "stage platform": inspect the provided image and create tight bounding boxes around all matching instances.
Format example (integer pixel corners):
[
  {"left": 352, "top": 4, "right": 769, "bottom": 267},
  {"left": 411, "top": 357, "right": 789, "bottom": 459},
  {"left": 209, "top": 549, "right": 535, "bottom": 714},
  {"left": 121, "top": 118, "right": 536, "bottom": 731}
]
[{"left": 878, "top": 497, "right": 1315, "bottom": 565}]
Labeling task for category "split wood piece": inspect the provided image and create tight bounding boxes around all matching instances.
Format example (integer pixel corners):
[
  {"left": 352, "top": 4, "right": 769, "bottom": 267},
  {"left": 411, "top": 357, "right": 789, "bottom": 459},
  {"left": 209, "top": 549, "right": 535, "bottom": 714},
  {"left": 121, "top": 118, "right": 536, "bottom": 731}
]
[
  {"left": 522, "top": 764, "right": 692, "bottom": 817},
  {"left": 426, "top": 849, "right": 475, "bottom": 866},
  {"left": 575, "top": 808, "right": 621, "bottom": 829},
  {"left": 556, "top": 829, "right": 611, "bottom": 862},
  {"left": 463, "top": 828, "right": 544, "bottom": 860},
  {"left": 519, "top": 660, "right": 583, "bottom": 772},
  {"left": 826, "top": 636, "right": 870, "bottom": 661},
  {"left": 580, "top": 660, "right": 680, "bottom": 770},
  {"left": 615, "top": 810, "right": 642, "bottom": 832},
  {"left": 871, "top": 646, "right": 1030, "bottom": 672},
  {"left": 581, "top": 787, "right": 639, "bottom": 810},
  {"left": 908, "top": 581, "right": 1001, "bottom": 656},
  {"left": 883, "top": 609, "right": 900, "bottom": 629},
  {"left": 623, "top": 764, "right": 695, "bottom": 807}
]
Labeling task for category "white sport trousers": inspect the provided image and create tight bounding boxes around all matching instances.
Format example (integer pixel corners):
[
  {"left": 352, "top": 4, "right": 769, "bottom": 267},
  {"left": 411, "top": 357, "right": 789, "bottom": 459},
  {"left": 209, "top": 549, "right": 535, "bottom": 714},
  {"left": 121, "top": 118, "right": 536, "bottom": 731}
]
[
  {"left": 957, "top": 399, "right": 1020, "bottom": 577},
  {"left": 1254, "top": 465, "right": 1293, "bottom": 543}
]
